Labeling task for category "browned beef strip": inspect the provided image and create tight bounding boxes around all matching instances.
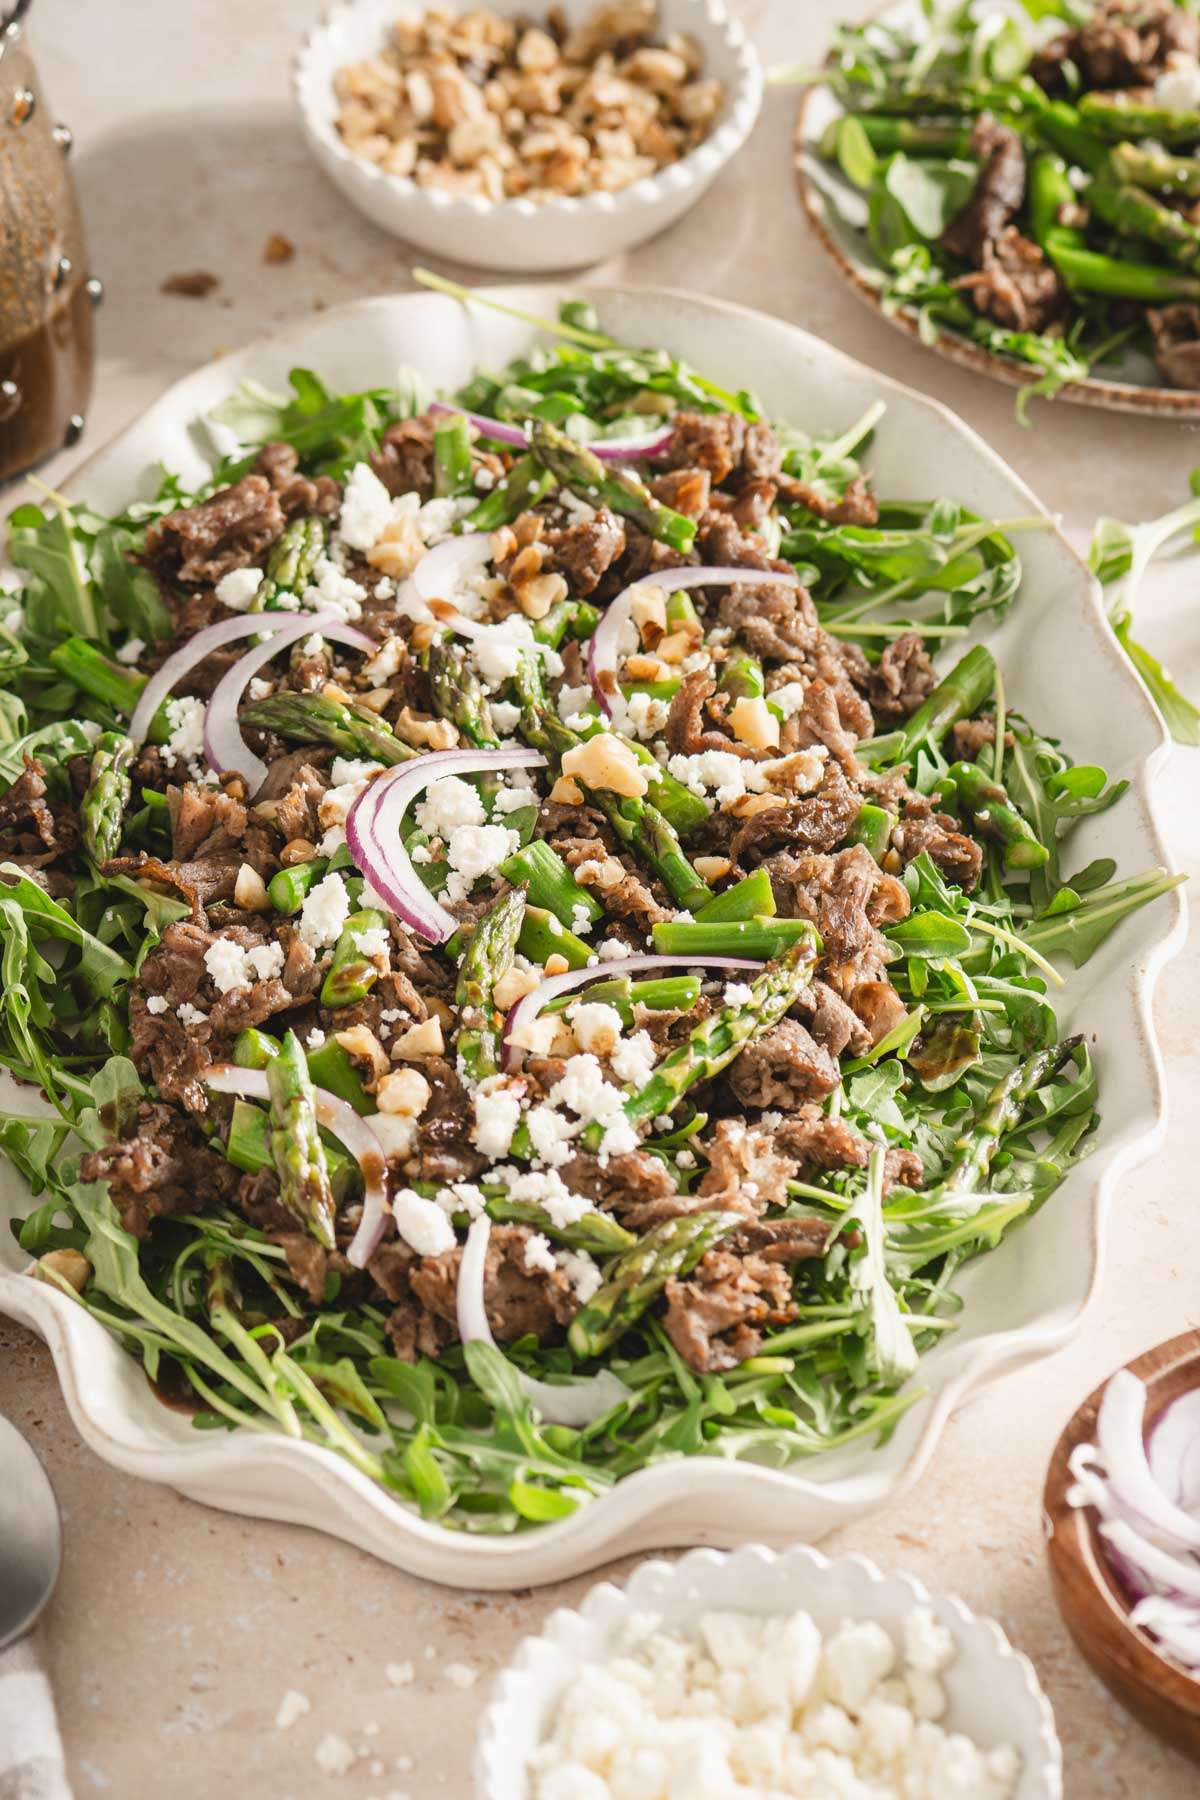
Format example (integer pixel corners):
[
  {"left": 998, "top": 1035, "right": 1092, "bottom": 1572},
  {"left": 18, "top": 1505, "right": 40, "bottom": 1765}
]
[
  {"left": 553, "top": 835, "right": 673, "bottom": 928},
  {"left": 559, "top": 1149, "right": 679, "bottom": 1218},
  {"left": 763, "top": 844, "right": 909, "bottom": 956},
  {"left": 730, "top": 1216, "right": 834, "bottom": 1264},
  {"left": 649, "top": 467, "right": 711, "bottom": 517},
  {"left": 409, "top": 1056, "right": 487, "bottom": 1182},
  {"left": 269, "top": 765, "right": 328, "bottom": 843},
  {"left": 665, "top": 670, "right": 755, "bottom": 759},
  {"left": 796, "top": 979, "right": 873, "bottom": 1059},
  {"left": 717, "top": 579, "right": 832, "bottom": 665},
  {"left": 731, "top": 479, "right": 778, "bottom": 535},
  {"left": 207, "top": 976, "right": 307, "bottom": 1040},
  {"left": 1148, "top": 303, "right": 1200, "bottom": 391},
  {"left": 777, "top": 474, "right": 880, "bottom": 528},
  {"left": 128, "top": 999, "right": 214, "bottom": 1113},
  {"left": 940, "top": 116, "right": 1027, "bottom": 267},
  {"left": 145, "top": 475, "right": 286, "bottom": 585},
  {"left": 729, "top": 763, "right": 862, "bottom": 865},
  {"left": 613, "top": 525, "right": 700, "bottom": 589},
  {"left": 894, "top": 795, "right": 984, "bottom": 892},
  {"left": 0, "top": 758, "right": 78, "bottom": 864},
  {"left": 662, "top": 1246, "right": 798, "bottom": 1372},
  {"left": 952, "top": 228, "right": 1067, "bottom": 334},
  {"left": 662, "top": 411, "right": 748, "bottom": 484},
  {"left": 370, "top": 415, "right": 437, "bottom": 499},
  {"left": 542, "top": 508, "right": 626, "bottom": 595},
  {"left": 775, "top": 1104, "right": 923, "bottom": 1190},
  {"left": 411, "top": 1225, "right": 577, "bottom": 1345},
  {"left": 695, "top": 510, "right": 781, "bottom": 572},
  {"left": 282, "top": 934, "right": 320, "bottom": 998},
  {"left": 867, "top": 633, "right": 937, "bottom": 720},
  {"left": 168, "top": 783, "right": 247, "bottom": 861},
  {"left": 253, "top": 441, "right": 341, "bottom": 521},
  {"left": 695, "top": 1118, "right": 798, "bottom": 1218},
  {"left": 1033, "top": 0, "right": 1198, "bottom": 90},
  {"left": 140, "top": 918, "right": 213, "bottom": 1002},
  {"left": 780, "top": 677, "right": 871, "bottom": 773},
  {"left": 78, "top": 1100, "right": 239, "bottom": 1236},
  {"left": 103, "top": 848, "right": 242, "bottom": 914},
  {"left": 727, "top": 1017, "right": 841, "bottom": 1109}
]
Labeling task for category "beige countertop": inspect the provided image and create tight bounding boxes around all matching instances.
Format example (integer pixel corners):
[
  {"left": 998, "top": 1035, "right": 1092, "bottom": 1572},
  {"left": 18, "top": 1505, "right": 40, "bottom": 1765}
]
[{"left": 3, "top": 1, "right": 1200, "bottom": 1794}]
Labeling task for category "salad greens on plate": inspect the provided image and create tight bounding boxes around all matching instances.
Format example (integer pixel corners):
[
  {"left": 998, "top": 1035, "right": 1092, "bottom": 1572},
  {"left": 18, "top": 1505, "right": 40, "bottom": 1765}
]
[{"left": 0, "top": 290, "right": 1182, "bottom": 1533}]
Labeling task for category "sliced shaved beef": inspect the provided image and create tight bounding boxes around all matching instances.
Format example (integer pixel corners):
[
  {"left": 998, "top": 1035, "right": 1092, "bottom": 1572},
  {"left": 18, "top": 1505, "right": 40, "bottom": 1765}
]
[
  {"left": 728, "top": 1017, "right": 840, "bottom": 1109},
  {"left": 850, "top": 980, "right": 910, "bottom": 1047},
  {"left": 665, "top": 670, "right": 754, "bottom": 759},
  {"left": 649, "top": 467, "right": 711, "bottom": 517},
  {"left": 953, "top": 228, "right": 1066, "bottom": 334},
  {"left": 777, "top": 474, "right": 879, "bottom": 527},
  {"left": 542, "top": 508, "right": 626, "bottom": 595},
  {"left": 729, "top": 763, "right": 862, "bottom": 865},
  {"left": 663, "top": 411, "right": 747, "bottom": 484},
  {"left": 253, "top": 441, "right": 341, "bottom": 520},
  {"left": 696, "top": 1117, "right": 798, "bottom": 1217},
  {"left": 411, "top": 1225, "right": 577, "bottom": 1345},
  {"left": 731, "top": 479, "right": 778, "bottom": 535},
  {"left": 614, "top": 525, "right": 700, "bottom": 589},
  {"left": 781, "top": 677, "right": 871, "bottom": 773},
  {"left": 103, "top": 848, "right": 241, "bottom": 914},
  {"left": 776, "top": 1104, "right": 923, "bottom": 1191},
  {"left": 79, "top": 1101, "right": 238, "bottom": 1236},
  {"left": 145, "top": 474, "right": 285, "bottom": 585},
  {"left": 207, "top": 976, "right": 306, "bottom": 1039},
  {"left": 796, "top": 979, "right": 873, "bottom": 1059},
  {"left": 129, "top": 999, "right": 213, "bottom": 1113},
  {"left": 554, "top": 835, "right": 672, "bottom": 928},
  {"left": 1033, "top": 0, "right": 1198, "bottom": 90},
  {"left": 950, "top": 718, "right": 998, "bottom": 759},
  {"left": 731, "top": 1216, "right": 834, "bottom": 1263},
  {"left": 386, "top": 1298, "right": 455, "bottom": 1362},
  {"left": 140, "top": 918, "right": 213, "bottom": 1004},
  {"left": 663, "top": 1246, "right": 799, "bottom": 1372},
  {"left": 1148, "top": 304, "right": 1200, "bottom": 391},
  {"left": 763, "top": 844, "right": 909, "bottom": 956},
  {"left": 559, "top": 1149, "right": 678, "bottom": 1224},
  {"left": 370, "top": 415, "right": 436, "bottom": 499},
  {"left": 270, "top": 765, "right": 328, "bottom": 842},
  {"left": 867, "top": 633, "right": 937, "bottom": 719},
  {"left": 0, "top": 759, "right": 78, "bottom": 867},
  {"left": 410, "top": 1056, "right": 486, "bottom": 1182},
  {"left": 168, "top": 783, "right": 247, "bottom": 861},
  {"left": 940, "top": 116, "right": 1027, "bottom": 267},
  {"left": 894, "top": 795, "right": 984, "bottom": 892},
  {"left": 695, "top": 511, "right": 780, "bottom": 572}
]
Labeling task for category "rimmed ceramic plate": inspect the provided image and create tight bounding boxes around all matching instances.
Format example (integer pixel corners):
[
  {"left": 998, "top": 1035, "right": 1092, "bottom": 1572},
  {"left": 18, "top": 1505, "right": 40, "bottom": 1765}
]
[
  {"left": 0, "top": 284, "right": 1186, "bottom": 1589},
  {"left": 794, "top": 1, "right": 1200, "bottom": 419}
]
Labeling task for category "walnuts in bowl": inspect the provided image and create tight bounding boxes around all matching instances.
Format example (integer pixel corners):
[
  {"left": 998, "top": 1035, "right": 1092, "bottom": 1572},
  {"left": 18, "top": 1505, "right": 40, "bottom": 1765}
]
[{"left": 333, "top": 2, "right": 727, "bottom": 202}]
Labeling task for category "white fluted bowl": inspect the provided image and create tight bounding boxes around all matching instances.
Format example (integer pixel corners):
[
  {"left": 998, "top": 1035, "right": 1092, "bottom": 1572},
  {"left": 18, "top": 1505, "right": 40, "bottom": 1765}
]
[
  {"left": 475, "top": 1543, "right": 1063, "bottom": 1798},
  {"left": 293, "top": 0, "right": 763, "bottom": 270}
]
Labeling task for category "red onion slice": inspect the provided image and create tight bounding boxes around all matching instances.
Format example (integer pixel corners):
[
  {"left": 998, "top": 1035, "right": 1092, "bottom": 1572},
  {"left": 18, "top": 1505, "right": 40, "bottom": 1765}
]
[
  {"left": 346, "top": 746, "right": 548, "bottom": 944},
  {"left": 1149, "top": 1389, "right": 1200, "bottom": 1516},
  {"left": 428, "top": 400, "right": 673, "bottom": 463},
  {"left": 586, "top": 566, "right": 803, "bottom": 718},
  {"left": 129, "top": 613, "right": 304, "bottom": 745},
  {"left": 410, "top": 532, "right": 494, "bottom": 608},
  {"left": 501, "top": 954, "right": 761, "bottom": 1074},
  {"left": 1097, "top": 1371, "right": 1200, "bottom": 1553},
  {"left": 456, "top": 1215, "right": 631, "bottom": 1428},
  {"left": 203, "top": 611, "right": 375, "bottom": 789},
  {"left": 205, "top": 1065, "right": 389, "bottom": 1269}
]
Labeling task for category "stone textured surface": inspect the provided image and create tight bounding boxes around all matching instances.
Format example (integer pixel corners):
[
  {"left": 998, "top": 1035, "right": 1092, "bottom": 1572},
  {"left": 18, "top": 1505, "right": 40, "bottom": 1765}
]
[{"left": 2, "top": 1, "right": 1199, "bottom": 1794}]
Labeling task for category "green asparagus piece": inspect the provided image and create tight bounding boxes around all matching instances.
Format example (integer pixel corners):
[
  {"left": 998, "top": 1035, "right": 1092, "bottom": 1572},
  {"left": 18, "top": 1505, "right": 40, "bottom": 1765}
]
[
  {"left": 651, "top": 917, "right": 813, "bottom": 960},
  {"left": 266, "top": 1029, "right": 337, "bottom": 1250},
  {"left": 1109, "top": 141, "right": 1200, "bottom": 198},
  {"left": 823, "top": 113, "right": 975, "bottom": 160},
  {"left": 484, "top": 1197, "right": 636, "bottom": 1255},
  {"left": 256, "top": 517, "right": 327, "bottom": 610},
  {"left": 943, "top": 761, "right": 1049, "bottom": 870},
  {"left": 47, "top": 638, "right": 170, "bottom": 742},
  {"left": 499, "top": 840, "right": 603, "bottom": 930},
  {"left": 517, "top": 905, "right": 593, "bottom": 971},
  {"left": 268, "top": 858, "right": 329, "bottom": 915},
  {"left": 513, "top": 653, "right": 712, "bottom": 913},
  {"left": 305, "top": 1039, "right": 373, "bottom": 1115},
  {"left": 1032, "top": 100, "right": 1108, "bottom": 174},
  {"left": 887, "top": 645, "right": 996, "bottom": 766},
  {"left": 529, "top": 420, "right": 696, "bottom": 555},
  {"left": 240, "top": 691, "right": 414, "bottom": 765},
  {"left": 455, "top": 886, "right": 527, "bottom": 1083},
  {"left": 718, "top": 654, "right": 766, "bottom": 702},
  {"left": 545, "top": 973, "right": 702, "bottom": 1025},
  {"left": 596, "top": 930, "right": 820, "bottom": 1144},
  {"left": 425, "top": 638, "right": 498, "bottom": 748},
  {"left": 567, "top": 1210, "right": 743, "bottom": 1357},
  {"left": 1079, "top": 91, "right": 1200, "bottom": 148},
  {"left": 1087, "top": 174, "right": 1200, "bottom": 271},
  {"left": 1028, "top": 153, "right": 1087, "bottom": 256},
  {"left": 1050, "top": 242, "right": 1200, "bottom": 302},
  {"left": 665, "top": 589, "right": 702, "bottom": 634},
  {"left": 433, "top": 410, "right": 474, "bottom": 498},
  {"left": 940, "top": 1038, "right": 1082, "bottom": 1193},
  {"left": 695, "top": 868, "right": 776, "bottom": 923},
  {"left": 225, "top": 1097, "right": 358, "bottom": 1204},
  {"left": 233, "top": 1027, "right": 281, "bottom": 1070},
  {"left": 532, "top": 599, "right": 602, "bottom": 650},
  {"left": 846, "top": 803, "right": 897, "bottom": 864},
  {"left": 80, "top": 730, "right": 135, "bottom": 864},
  {"left": 462, "top": 453, "right": 556, "bottom": 532},
  {"left": 321, "top": 909, "right": 389, "bottom": 1009}
]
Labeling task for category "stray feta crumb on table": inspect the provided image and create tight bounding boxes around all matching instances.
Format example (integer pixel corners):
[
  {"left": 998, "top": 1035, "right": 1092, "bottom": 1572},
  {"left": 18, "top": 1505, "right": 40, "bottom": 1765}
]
[{"left": 525, "top": 1606, "right": 1020, "bottom": 1799}]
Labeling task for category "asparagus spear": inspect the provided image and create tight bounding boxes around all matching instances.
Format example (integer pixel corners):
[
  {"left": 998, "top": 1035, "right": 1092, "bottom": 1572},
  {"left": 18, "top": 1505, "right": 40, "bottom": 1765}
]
[
  {"left": 717, "top": 653, "right": 765, "bottom": 702},
  {"left": 567, "top": 1209, "right": 742, "bottom": 1358},
  {"left": 940, "top": 1038, "right": 1082, "bottom": 1193},
  {"left": 591, "top": 929, "right": 820, "bottom": 1146},
  {"left": 884, "top": 645, "right": 996, "bottom": 767},
  {"left": 1051, "top": 243, "right": 1200, "bottom": 302},
  {"left": 305, "top": 1039, "right": 373, "bottom": 1115},
  {"left": 240, "top": 691, "right": 414, "bottom": 765},
  {"left": 1032, "top": 99, "right": 1108, "bottom": 174},
  {"left": 268, "top": 857, "right": 329, "bottom": 915},
  {"left": 425, "top": 639, "right": 498, "bottom": 749},
  {"left": 1110, "top": 141, "right": 1200, "bottom": 198},
  {"left": 499, "top": 840, "right": 603, "bottom": 930},
  {"left": 1028, "top": 153, "right": 1087, "bottom": 257},
  {"left": 321, "top": 909, "right": 389, "bottom": 1009},
  {"left": 518, "top": 904, "right": 593, "bottom": 971},
  {"left": 432, "top": 411, "right": 474, "bottom": 498},
  {"left": 266, "top": 1029, "right": 338, "bottom": 1249},
  {"left": 1087, "top": 174, "right": 1200, "bottom": 271},
  {"left": 225, "top": 1096, "right": 358, "bottom": 1204},
  {"left": 823, "top": 114, "right": 975, "bottom": 159},
  {"left": 454, "top": 886, "right": 527, "bottom": 1083},
  {"left": 512, "top": 652, "right": 712, "bottom": 913},
  {"left": 532, "top": 598, "right": 602, "bottom": 650},
  {"left": 846, "top": 803, "right": 897, "bottom": 865},
  {"left": 1079, "top": 91, "right": 1200, "bottom": 148},
  {"left": 484, "top": 1197, "right": 635, "bottom": 1255},
  {"left": 48, "top": 638, "right": 170, "bottom": 742},
  {"left": 695, "top": 868, "right": 776, "bottom": 923},
  {"left": 943, "top": 761, "right": 1049, "bottom": 870},
  {"left": 256, "top": 517, "right": 327, "bottom": 610},
  {"left": 529, "top": 420, "right": 695, "bottom": 554},
  {"left": 462, "top": 453, "right": 556, "bottom": 532},
  {"left": 80, "top": 730, "right": 135, "bottom": 863},
  {"left": 233, "top": 1027, "right": 281, "bottom": 1069},
  {"left": 652, "top": 918, "right": 811, "bottom": 959}
]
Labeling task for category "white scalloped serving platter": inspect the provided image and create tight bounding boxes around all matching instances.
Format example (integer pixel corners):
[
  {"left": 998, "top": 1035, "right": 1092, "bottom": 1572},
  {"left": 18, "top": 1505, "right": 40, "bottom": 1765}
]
[
  {"left": 0, "top": 287, "right": 1185, "bottom": 1589},
  {"left": 475, "top": 1544, "right": 1062, "bottom": 1797}
]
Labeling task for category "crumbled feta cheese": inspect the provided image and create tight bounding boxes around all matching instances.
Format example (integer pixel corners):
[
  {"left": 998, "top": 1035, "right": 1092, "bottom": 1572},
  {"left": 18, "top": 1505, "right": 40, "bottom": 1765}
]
[
  {"left": 144, "top": 994, "right": 168, "bottom": 1016},
  {"left": 247, "top": 676, "right": 273, "bottom": 701},
  {"left": 275, "top": 1689, "right": 310, "bottom": 1730},
  {"left": 557, "top": 1247, "right": 602, "bottom": 1304},
  {"left": 338, "top": 461, "right": 397, "bottom": 552},
  {"left": 557, "top": 682, "right": 593, "bottom": 723},
  {"left": 472, "top": 1084, "right": 522, "bottom": 1158},
  {"left": 301, "top": 555, "right": 367, "bottom": 622},
  {"left": 416, "top": 775, "right": 486, "bottom": 837},
  {"left": 246, "top": 941, "right": 285, "bottom": 982},
  {"left": 608, "top": 1030, "right": 656, "bottom": 1089},
  {"left": 1156, "top": 61, "right": 1200, "bottom": 112},
  {"left": 314, "top": 1732, "right": 358, "bottom": 1776},
  {"left": 471, "top": 616, "right": 543, "bottom": 690},
  {"left": 416, "top": 496, "right": 464, "bottom": 544},
  {"left": 567, "top": 1001, "right": 623, "bottom": 1058},
  {"left": 363, "top": 636, "right": 404, "bottom": 684},
  {"left": 177, "top": 1002, "right": 208, "bottom": 1027},
  {"left": 444, "top": 1661, "right": 479, "bottom": 1690},
  {"left": 298, "top": 872, "right": 351, "bottom": 949},
  {"left": 436, "top": 1181, "right": 487, "bottom": 1221},
  {"left": 496, "top": 1167, "right": 591, "bottom": 1229},
  {"left": 525, "top": 1103, "right": 576, "bottom": 1167},
  {"left": 371, "top": 1113, "right": 418, "bottom": 1162},
  {"left": 203, "top": 937, "right": 250, "bottom": 995},
  {"left": 443, "top": 822, "right": 519, "bottom": 905},
  {"left": 767, "top": 679, "right": 806, "bottom": 719},
  {"left": 356, "top": 925, "right": 391, "bottom": 963},
  {"left": 724, "top": 982, "right": 754, "bottom": 1006},
  {"left": 489, "top": 700, "right": 521, "bottom": 736},
  {"left": 115, "top": 636, "right": 146, "bottom": 665},
  {"left": 624, "top": 691, "right": 670, "bottom": 741},
  {"left": 597, "top": 938, "right": 633, "bottom": 962},
  {"left": 214, "top": 566, "right": 264, "bottom": 612},
  {"left": 331, "top": 756, "right": 382, "bottom": 787},
  {"left": 392, "top": 1187, "right": 456, "bottom": 1256},
  {"left": 491, "top": 779, "right": 536, "bottom": 815},
  {"left": 160, "top": 696, "right": 207, "bottom": 773},
  {"left": 306, "top": 1028, "right": 327, "bottom": 1050},
  {"left": 522, "top": 1232, "right": 557, "bottom": 1276}
]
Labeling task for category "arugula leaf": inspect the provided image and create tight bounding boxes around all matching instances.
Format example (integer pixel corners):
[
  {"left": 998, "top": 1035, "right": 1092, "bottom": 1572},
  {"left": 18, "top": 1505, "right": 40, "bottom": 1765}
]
[
  {"left": 848, "top": 1148, "right": 919, "bottom": 1386},
  {"left": 91, "top": 528, "right": 173, "bottom": 645},
  {"left": 7, "top": 504, "right": 102, "bottom": 643}
]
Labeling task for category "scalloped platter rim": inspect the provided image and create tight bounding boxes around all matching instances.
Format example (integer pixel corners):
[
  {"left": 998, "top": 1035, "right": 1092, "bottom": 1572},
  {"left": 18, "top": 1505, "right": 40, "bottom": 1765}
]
[{"left": 0, "top": 283, "right": 1186, "bottom": 1589}]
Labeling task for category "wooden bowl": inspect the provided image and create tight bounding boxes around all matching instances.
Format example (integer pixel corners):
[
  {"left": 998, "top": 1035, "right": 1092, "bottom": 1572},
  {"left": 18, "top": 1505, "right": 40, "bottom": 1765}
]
[{"left": 1043, "top": 1331, "right": 1200, "bottom": 1762}]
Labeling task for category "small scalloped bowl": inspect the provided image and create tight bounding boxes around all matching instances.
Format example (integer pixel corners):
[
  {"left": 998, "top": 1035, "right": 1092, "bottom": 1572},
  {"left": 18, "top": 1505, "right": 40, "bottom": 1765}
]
[
  {"left": 475, "top": 1544, "right": 1063, "bottom": 1798},
  {"left": 293, "top": 0, "right": 764, "bottom": 271}
]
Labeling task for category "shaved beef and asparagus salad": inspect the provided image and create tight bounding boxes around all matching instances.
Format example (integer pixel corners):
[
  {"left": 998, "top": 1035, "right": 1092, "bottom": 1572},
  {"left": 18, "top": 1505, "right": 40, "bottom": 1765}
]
[{"left": 0, "top": 292, "right": 1180, "bottom": 1531}]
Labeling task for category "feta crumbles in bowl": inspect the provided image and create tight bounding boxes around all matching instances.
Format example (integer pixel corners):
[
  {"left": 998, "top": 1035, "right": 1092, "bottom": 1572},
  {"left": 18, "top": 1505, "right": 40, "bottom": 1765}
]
[
  {"left": 294, "top": 0, "right": 763, "bottom": 269},
  {"left": 475, "top": 1545, "right": 1062, "bottom": 1798}
]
